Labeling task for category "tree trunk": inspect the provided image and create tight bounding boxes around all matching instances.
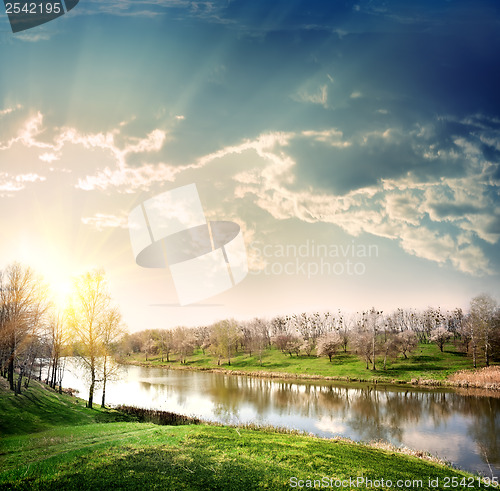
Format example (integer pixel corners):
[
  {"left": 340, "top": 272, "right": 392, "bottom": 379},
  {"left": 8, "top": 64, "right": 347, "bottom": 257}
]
[
  {"left": 88, "top": 361, "right": 95, "bottom": 409},
  {"left": 25, "top": 360, "right": 34, "bottom": 389},
  {"left": 51, "top": 358, "right": 58, "bottom": 389},
  {"left": 101, "top": 355, "right": 107, "bottom": 408},
  {"left": 46, "top": 357, "right": 52, "bottom": 384},
  {"left": 16, "top": 364, "right": 25, "bottom": 395},
  {"left": 8, "top": 356, "right": 14, "bottom": 391},
  {"left": 372, "top": 336, "right": 376, "bottom": 371}
]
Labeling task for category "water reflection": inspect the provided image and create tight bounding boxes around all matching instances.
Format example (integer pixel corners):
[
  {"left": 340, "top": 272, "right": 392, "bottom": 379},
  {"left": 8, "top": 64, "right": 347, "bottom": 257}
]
[{"left": 62, "top": 361, "right": 499, "bottom": 478}]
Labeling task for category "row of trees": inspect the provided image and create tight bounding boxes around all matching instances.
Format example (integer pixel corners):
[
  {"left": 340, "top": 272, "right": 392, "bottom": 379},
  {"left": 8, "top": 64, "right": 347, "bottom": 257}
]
[
  {"left": 0, "top": 263, "right": 124, "bottom": 408},
  {"left": 120, "top": 295, "right": 499, "bottom": 370}
]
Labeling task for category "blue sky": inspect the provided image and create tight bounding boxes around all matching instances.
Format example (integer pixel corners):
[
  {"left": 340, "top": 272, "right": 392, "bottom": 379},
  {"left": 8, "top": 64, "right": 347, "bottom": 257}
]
[{"left": 0, "top": 0, "right": 499, "bottom": 330}]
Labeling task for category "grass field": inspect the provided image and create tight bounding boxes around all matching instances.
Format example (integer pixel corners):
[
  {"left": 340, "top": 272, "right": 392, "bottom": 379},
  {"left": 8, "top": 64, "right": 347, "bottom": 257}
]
[
  {"left": 126, "top": 342, "right": 486, "bottom": 383},
  {"left": 0, "top": 377, "right": 493, "bottom": 490}
]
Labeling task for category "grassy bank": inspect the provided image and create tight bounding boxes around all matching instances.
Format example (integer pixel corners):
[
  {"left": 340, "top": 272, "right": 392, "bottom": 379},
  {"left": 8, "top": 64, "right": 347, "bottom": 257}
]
[
  {"left": 124, "top": 342, "right": 498, "bottom": 387},
  {"left": 0, "top": 378, "right": 494, "bottom": 490}
]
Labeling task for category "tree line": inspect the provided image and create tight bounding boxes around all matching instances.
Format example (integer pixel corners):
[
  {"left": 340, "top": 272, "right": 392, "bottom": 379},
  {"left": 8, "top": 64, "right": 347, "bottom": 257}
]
[
  {"left": 119, "top": 294, "right": 500, "bottom": 370},
  {"left": 0, "top": 263, "right": 123, "bottom": 408}
]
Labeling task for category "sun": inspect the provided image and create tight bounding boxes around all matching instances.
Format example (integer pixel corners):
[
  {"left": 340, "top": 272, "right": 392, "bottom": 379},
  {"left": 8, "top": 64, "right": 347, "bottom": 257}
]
[
  {"left": 16, "top": 246, "right": 74, "bottom": 310},
  {"left": 48, "top": 275, "right": 73, "bottom": 308}
]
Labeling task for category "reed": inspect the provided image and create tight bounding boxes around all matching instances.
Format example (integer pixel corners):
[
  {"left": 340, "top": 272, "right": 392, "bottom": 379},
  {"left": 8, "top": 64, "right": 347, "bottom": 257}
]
[
  {"left": 115, "top": 405, "right": 201, "bottom": 426},
  {"left": 448, "top": 366, "right": 500, "bottom": 389}
]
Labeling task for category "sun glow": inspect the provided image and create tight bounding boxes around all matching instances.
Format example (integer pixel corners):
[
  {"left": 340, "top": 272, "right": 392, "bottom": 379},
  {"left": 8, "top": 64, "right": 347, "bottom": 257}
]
[
  {"left": 14, "top": 240, "right": 78, "bottom": 309},
  {"left": 48, "top": 275, "right": 73, "bottom": 308}
]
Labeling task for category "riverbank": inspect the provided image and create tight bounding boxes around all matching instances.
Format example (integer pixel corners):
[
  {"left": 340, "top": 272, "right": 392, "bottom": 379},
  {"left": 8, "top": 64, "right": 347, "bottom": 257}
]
[
  {"left": 121, "top": 344, "right": 500, "bottom": 390},
  {"left": 0, "top": 379, "right": 494, "bottom": 490}
]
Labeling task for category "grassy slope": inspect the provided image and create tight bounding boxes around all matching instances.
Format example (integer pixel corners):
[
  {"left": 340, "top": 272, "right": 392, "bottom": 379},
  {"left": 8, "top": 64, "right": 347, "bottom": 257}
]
[
  {"left": 129, "top": 342, "right": 483, "bottom": 382},
  {"left": 0, "top": 378, "right": 491, "bottom": 490},
  {"left": 0, "top": 377, "right": 130, "bottom": 436}
]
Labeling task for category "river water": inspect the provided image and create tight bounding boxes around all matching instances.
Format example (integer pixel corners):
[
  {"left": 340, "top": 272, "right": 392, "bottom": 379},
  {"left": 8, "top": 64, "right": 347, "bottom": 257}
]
[{"left": 61, "top": 361, "right": 499, "bottom": 478}]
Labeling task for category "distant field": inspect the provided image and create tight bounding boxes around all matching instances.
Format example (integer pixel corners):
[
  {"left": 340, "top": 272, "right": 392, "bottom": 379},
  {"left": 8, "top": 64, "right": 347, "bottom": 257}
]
[
  {"left": 126, "top": 342, "right": 487, "bottom": 383},
  {"left": 0, "top": 379, "right": 489, "bottom": 490}
]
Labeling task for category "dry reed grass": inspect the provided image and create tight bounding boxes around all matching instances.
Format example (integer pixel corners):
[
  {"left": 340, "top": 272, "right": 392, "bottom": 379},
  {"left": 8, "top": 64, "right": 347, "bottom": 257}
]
[{"left": 448, "top": 366, "right": 500, "bottom": 390}]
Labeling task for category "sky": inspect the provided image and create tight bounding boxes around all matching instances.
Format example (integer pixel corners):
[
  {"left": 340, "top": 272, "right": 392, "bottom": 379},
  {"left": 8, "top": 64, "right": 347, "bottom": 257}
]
[{"left": 0, "top": 0, "right": 499, "bottom": 331}]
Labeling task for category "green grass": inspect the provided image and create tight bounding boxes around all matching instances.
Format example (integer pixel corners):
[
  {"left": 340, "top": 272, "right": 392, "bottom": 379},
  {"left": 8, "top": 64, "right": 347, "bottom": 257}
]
[
  {"left": 0, "top": 377, "right": 132, "bottom": 436},
  {"left": 0, "top": 377, "right": 492, "bottom": 490},
  {"left": 131, "top": 342, "right": 481, "bottom": 383}
]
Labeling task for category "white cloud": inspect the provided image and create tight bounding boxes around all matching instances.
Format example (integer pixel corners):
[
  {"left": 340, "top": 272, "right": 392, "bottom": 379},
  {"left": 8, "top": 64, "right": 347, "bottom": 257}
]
[
  {"left": 293, "top": 85, "right": 328, "bottom": 107},
  {"left": 77, "top": 162, "right": 178, "bottom": 193},
  {"left": 227, "top": 127, "right": 496, "bottom": 275},
  {"left": 81, "top": 213, "right": 129, "bottom": 230},
  {"left": 385, "top": 192, "right": 423, "bottom": 226},
  {"left": 14, "top": 32, "right": 52, "bottom": 42},
  {"left": 0, "top": 111, "right": 171, "bottom": 194},
  {"left": 0, "top": 112, "right": 51, "bottom": 151},
  {"left": 39, "top": 153, "right": 59, "bottom": 163},
  {"left": 1, "top": 110, "right": 496, "bottom": 276},
  {"left": 451, "top": 243, "right": 491, "bottom": 275},
  {"left": 399, "top": 226, "right": 455, "bottom": 264},
  {"left": 0, "top": 172, "right": 46, "bottom": 196},
  {"left": 301, "top": 129, "right": 351, "bottom": 148},
  {"left": 0, "top": 104, "right": 22, "bottom": 117}
]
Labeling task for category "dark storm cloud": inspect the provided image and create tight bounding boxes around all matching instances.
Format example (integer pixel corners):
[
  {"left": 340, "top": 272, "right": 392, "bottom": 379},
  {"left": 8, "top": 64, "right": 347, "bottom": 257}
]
[{"left": 285, "top": 119, "right": 483, "bottom": 195}]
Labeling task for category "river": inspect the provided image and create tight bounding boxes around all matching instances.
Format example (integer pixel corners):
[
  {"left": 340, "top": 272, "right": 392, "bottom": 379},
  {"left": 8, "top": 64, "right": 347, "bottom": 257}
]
[{"left": 60, "top": 360, "right": 499, "bottom": 478}]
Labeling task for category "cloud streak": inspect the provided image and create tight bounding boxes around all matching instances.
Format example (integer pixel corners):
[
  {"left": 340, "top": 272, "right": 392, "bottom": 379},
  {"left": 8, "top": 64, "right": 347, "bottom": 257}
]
[{"left": 1, "top": 110, "right": 497, "bottom": 276}]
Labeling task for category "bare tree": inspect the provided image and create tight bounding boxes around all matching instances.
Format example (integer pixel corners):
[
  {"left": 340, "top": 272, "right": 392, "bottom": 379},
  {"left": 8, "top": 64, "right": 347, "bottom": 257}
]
[
  {"left": 429, "top": 326, "right": 452, "bottom": 352},
  {"left": 209, "top": 319, "right": 240, "bottom": 365},
  {"left": 470, "top": 294, "right": 497, "bottom": 367},
  {"left": 270, "top": 315, "right": 287, "bottom": 338},
  {"left": 337, "top": 312, "right": 351, "bottom": 353},
  {"left": 381, "top": 334, "right": 401, "bottom": 370},
  {"left": 317, "top": 331, "right": 342, "bottom": 362},
  {"left": 68, "top": 269, "right": 110, "bottom": 409},
  {"left": 246, "top": 318, "right": 268, "bottom": 365},
  {"left": 46, "top": 311, "right": 68, "bottom": 392},
  {"left": 101, "top": 306, "right": 124, "bottom": 407},
  {"left": 301, "top": 337, "right": 315, "bottom": 356},
  {"left": 0, "top": 263, "right": 47, "bottom": 394},
  {"left": 422, "top": 307, "right": 445, "bottom": 343},
  {"left": 142, "top": 330, "right": 156, "bottom": 361},
  {"left": 395, "top": 330, "right": 418, "bottom": 359},
  {"left": 173, "top": 326, "right": 196, "bottom": 364},
  {"left": 272, "top": 332, "right": 302, "bottom": 357},
  {"left": 157, "top": 329, "right": 174, "bottom": 362},
  {"left": 363, "top": 308, "right": 383, "bottom": 371}
]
